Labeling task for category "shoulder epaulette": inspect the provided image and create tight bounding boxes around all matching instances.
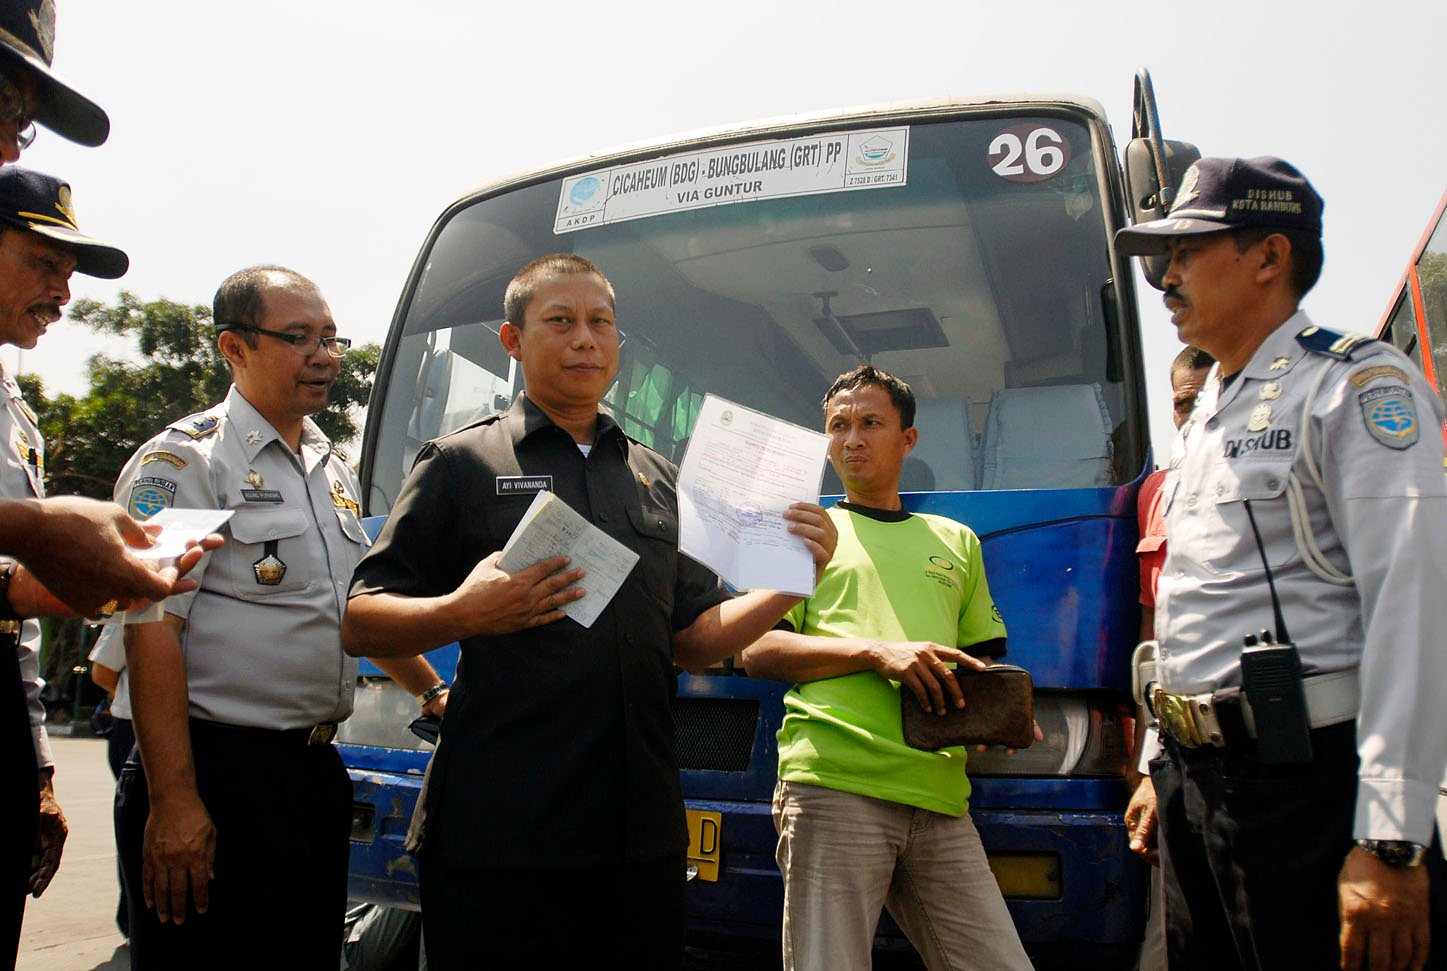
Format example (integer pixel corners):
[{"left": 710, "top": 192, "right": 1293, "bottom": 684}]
[
  {"left": 167, "top": 411, "right": 221, "bottom": 440},
  {"left": 1295, "top": 325, "right": 1377, "bottom": 361},
  {"left": 439, "top": 410, "right": 505, "bottom": 440}
]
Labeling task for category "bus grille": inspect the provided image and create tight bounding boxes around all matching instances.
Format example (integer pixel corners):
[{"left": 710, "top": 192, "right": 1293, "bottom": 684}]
[{"left": 672, "top": 697, "right": 759, "bottom": 771}]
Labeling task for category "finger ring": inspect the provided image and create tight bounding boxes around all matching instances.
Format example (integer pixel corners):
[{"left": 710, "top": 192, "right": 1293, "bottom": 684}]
[{"left": 97, "top": 600, "right": 119, "bottom": 617}]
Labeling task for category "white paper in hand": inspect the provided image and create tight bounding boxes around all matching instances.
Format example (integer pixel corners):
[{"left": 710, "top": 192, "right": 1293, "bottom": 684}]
[
  {"left": 676, "top": 394, "right": 829, "bottom": 596},
  {"left": 498, "top": 491, "right": 639, "bottom": 629},
  {"left": 98, "top": 507, "right": 236, "bottom": 625}
]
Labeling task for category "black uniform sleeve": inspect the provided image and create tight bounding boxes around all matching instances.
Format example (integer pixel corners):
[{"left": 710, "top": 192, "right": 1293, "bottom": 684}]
[
  {"left": 350, "top": 442, "right": 460, "bottom": 599},
  {"left": 671, "top": 551, "right": 734, "bottom": 632}
]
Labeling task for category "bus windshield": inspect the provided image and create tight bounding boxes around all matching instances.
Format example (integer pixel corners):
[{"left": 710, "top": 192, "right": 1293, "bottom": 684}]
[{"left": 366, "top": 111, "right": 1135, "bottom": 515}]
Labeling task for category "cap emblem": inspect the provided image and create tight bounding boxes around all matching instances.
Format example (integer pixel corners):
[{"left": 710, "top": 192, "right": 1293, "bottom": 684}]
[
  {"left": 54, "top": 184, "right": 76, "bottom": 229},
  {"left": 1171, "top": 166, "right": 1200, "bottom": 214},
  {"left": 29, "top": 1, "right": 54, "bottom": 63}
]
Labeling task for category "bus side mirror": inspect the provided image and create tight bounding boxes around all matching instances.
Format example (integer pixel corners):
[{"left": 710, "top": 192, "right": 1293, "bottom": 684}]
[{"left": 1122, "top": 69, "right": 1200, "bottom": 291}]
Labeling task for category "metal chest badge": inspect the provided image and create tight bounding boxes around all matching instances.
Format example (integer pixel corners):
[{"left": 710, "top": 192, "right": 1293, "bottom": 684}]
[
  {"left": 1259, "top": 382, "right": 1282, "bottom": 401},
  {"left": 252, "top": 540, "right": 287, "bottom": 586},
  {"left": 331, "top": 480, "right": 360, "bottom": 518},
  {"left": 1247, "top": 403, "right": 1272, "bottom": 432}
]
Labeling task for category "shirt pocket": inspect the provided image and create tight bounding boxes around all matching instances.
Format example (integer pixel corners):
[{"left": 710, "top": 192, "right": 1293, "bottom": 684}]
[
  {"left": 334, "top": 507, "right": 371, "bottom": 548},
  {"left": 226, "top": 506, "right": 313, "bottom": 598},
  {"left": 1193, "top": 460, "right": 1296, "bottom": 578},
  {"left": 1135, "top": 534, "right": 1166, "bottom": 555},
  {"left": 625, "top": 501, "right": 678, "bottom": 608}
]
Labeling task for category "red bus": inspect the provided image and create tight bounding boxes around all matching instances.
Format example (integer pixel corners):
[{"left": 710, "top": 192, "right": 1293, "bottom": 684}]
[{"left": 1375, "top": 190, "right": 1447, "bottom": 426}]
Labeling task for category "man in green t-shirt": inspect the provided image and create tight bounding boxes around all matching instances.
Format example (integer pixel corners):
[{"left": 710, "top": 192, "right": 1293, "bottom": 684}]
[{"left": 742, "top": 365, "right": 1032, "bottom": 971}]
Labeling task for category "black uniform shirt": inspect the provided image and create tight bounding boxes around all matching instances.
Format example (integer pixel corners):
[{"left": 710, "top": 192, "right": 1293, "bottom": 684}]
[{"left": 350, "top": 394, "right": 731, "bottom": 868}]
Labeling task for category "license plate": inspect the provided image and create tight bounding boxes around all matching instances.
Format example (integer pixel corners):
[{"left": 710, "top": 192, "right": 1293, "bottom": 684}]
[
  {"left": 986, "top": 852, "right": 1061, "bottom": 899},
  {"left": 686, "top": 809, "right": 722, "bottom": 882}
]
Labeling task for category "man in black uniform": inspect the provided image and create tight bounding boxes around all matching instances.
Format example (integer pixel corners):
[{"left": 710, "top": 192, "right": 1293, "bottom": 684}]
[{"left": 344, "top": 253, "right": 837, "bottom": 970}]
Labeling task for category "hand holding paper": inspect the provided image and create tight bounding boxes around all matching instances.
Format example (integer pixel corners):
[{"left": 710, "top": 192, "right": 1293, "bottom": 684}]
[
  {"left": 676, "top": 395, "right": 830, "bottom": 596},
  {"left": 498, "top": 491, "right": 638, "bottom": 629}
]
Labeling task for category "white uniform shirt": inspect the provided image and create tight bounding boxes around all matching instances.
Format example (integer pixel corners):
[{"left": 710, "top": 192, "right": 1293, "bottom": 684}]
[
  {"left": 0, "top": 359, "right": 50, "bottom": 768},
  {"left": 113, "top": 386, "right": 367, "bottom": 730},
  {"left": 1157, "top": 311, "right": 1447, "bottom": 844},
  {"left": 88, "top": 624, "right": 129, "bottom": 720}
]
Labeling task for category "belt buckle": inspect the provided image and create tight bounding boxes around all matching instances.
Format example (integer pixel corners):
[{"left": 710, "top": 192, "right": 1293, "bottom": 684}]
[
  {"left": 1154, "top": 688, "right": 1202, "bottom": 747},
  {"left": 307, "top": 723, "right": 336, "bottom": 746}
]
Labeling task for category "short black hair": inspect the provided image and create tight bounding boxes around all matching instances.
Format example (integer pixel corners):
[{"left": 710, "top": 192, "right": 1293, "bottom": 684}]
[
  {"left": 1232, "top": 227, "right": 1323, "bottom": 298},
  {"left": 213, "top": 265, "right": 319, "bottom": 348},
  {"left": 503, "top": 253, "right": 615, "bottom": 327},
  {"left": 1170, "top": 345, "right": 1215, "bottom": 378},
  {"left": 822, "top": 364, "right": 916, "bottom": 429}
]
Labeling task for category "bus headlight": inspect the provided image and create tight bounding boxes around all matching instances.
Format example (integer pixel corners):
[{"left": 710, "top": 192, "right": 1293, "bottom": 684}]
[{"left": 966, "top": 691, "right": 1131, "bottom": 777}]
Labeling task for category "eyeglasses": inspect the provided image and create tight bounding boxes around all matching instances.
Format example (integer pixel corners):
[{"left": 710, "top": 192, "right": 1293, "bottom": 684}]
[
  {"left": 0, "top": 75, "right": 36, "bottom": 151},
  {"left": 238, "top": 325, "right": 352, "bottom": 358}
]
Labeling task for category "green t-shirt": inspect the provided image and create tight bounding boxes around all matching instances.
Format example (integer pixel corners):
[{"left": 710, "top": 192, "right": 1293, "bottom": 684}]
[{"left": 775, "top": 505, "right": 1006, "bottom": 816}]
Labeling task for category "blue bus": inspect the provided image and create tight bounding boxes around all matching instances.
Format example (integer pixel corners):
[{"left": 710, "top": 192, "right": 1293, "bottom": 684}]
[{"left": 340, "top": 71, "right": 1198, "bottom": 967}]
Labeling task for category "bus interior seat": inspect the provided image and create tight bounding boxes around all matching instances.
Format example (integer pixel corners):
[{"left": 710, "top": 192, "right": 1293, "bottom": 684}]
[
  {"left": 911, "top": 396, "right": 977, "bottom": 491},
  {"left": 899, "top": 457, "right": 935, "bottom": 493},
  {"left": 978, "top": 383, "right": 1114, "bottom": 490},
  {"left": 407, "top": 347, "right": 455, "bottom": 446},
  {"left": 821, "top": 460, "right": 843, "bottom": 498}
]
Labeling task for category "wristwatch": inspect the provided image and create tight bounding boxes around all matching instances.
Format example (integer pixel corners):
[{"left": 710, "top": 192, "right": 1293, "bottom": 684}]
[
  {"left": 0, "top": 558, "right": 21, "bottom": 627},
  {"left": 417, "top": 682, "right": 449, "bottom": 707},
  {"left": 1355, "top": 839, "right": 1428, "bottom": 868}
]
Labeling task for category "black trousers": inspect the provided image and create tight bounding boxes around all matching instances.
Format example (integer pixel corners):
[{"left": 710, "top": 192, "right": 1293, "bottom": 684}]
[
  {"left": 419, "top": 851, "right": 687, "bottom": 970},
  {"left": 116, "top": 719, "right": 352, "bottom": 970},
  {"left": 1154, "top": 720, "right": 1447, "bottom": 970},
  {"left": 0, "top": 631, "right": 36, "bottom": 971},
  {"left": 105, "top": 717, "right": 135, "bottom": 937}
]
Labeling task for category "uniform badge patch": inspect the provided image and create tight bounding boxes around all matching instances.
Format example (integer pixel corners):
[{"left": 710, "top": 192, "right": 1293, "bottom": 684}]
[
  {"left": 331, "top": 480, "right": 360, "bottom": 517},
  {"left": 1359, "top": 385, "right": 1418, "bottom": 449},
  {"left": 240, "top": 469, "right": 283, "bottom": 503},
  {"left": 1350, "top": 364, "right": 1410, "bottom": 388},
  {"left": 496, "top": 475, "right": 553, "bottom": 495},
  {"left": 128, "top": 477, "right": 177, "bottom": 519},
  {"left": 141, "top": 450, "right": 188, "bottom": 470},
  {"left": 1258, "top": 382, "right": 1282, "bottom": 401},
  {"left": 1247, "top": 403, "right": 1272, "bottom": 432},
  {"left": 182, "top": 415, "right": 220, "bottom": 439}
]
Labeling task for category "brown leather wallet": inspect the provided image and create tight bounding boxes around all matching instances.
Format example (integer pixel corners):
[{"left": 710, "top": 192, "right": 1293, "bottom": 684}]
[{"left": 900, "top": 664, "right": 1035, "bottom": 750}]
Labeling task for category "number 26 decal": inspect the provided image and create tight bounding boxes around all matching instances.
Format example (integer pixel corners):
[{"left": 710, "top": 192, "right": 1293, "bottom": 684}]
[{"left": 988, "top": 126, "right": 1070, "bottom": 182}]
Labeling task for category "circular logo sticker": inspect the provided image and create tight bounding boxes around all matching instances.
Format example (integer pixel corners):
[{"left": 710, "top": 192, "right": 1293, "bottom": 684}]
[{"left": 569, "top": 177, "right": 602, "bottom": 206}]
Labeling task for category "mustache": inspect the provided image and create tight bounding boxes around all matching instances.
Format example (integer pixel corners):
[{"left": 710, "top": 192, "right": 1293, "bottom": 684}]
[{"left": 1162, "top": 286, "right": 1185, "bottom": 305}]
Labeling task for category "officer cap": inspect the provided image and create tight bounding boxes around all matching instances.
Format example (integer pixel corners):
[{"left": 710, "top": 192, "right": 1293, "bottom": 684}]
[
  {"left": 1115, "top": 156, "right": 1323, "bottom": 257},
  {"left": 0, "top": 166, "right": 126, "bottom": 277},
  {"left": 0, "top": 0, "right": 108, "bottom": 147}
]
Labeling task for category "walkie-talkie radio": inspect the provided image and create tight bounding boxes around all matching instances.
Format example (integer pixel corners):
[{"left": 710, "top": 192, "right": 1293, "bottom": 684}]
[
  {"left": 1241, "top": 501, "right": 1314, "bottom": 764},
  {"left": 1240, "top": 630, "right": 1313, "bottom": 764}
]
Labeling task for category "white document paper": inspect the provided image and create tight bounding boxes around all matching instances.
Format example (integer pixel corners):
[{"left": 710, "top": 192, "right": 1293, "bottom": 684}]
[
  {"left": 131, "top": 507, "right": 236, "bottom": 561},
  {"left": 676, "top": 395, "right": 829, "bottom": 597},
  {"left": 498, "top": 491, "right": 639, "bottom": 629},
  {"left": 101, "top": 507, "right": 236, "bottom": 625}
]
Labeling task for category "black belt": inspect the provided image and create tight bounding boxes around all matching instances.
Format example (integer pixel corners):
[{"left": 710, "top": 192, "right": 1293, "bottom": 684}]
[{"left": 190, "top": 717, "right": 337, "bottom": 748}]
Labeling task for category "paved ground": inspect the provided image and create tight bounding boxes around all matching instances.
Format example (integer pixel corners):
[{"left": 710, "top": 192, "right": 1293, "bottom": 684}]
[{"left": 17, "top": 734, "right": 129, "bottom": 971}]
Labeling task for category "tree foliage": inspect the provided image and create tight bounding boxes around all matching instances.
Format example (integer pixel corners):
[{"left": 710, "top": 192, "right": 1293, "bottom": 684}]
[{"left": 24, "top": 291, "right": 380, "bottom": 500}]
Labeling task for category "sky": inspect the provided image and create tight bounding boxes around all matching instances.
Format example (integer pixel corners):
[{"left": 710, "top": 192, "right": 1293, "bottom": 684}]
[{"left": 5, "top": 0, "right": 1445, "bottom": 457}]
